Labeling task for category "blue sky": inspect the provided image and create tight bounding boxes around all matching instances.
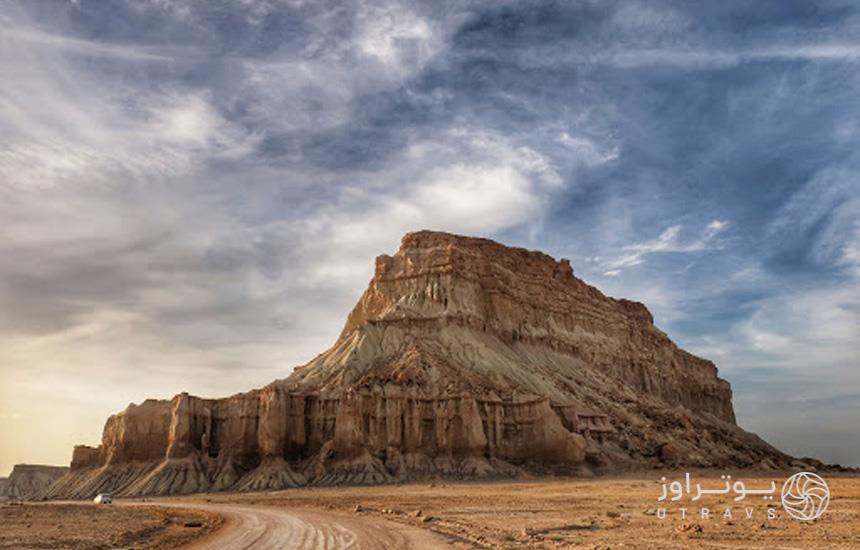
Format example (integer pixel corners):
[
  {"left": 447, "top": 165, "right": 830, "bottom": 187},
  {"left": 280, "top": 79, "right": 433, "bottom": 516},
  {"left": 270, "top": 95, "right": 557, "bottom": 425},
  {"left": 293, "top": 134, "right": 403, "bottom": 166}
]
[{"left": 0, "top": 0, "right": 858, "bottom": 473}]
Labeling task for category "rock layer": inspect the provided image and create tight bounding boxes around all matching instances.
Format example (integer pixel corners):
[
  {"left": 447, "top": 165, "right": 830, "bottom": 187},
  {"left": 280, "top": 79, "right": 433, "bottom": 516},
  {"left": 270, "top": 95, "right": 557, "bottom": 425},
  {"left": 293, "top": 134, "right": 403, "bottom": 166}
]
[
  {"left": 46, "top": 231, "right": 791, "bottom": 499},
  {"left": 1, "top": 465, "right": 68, "bottom": 499}
]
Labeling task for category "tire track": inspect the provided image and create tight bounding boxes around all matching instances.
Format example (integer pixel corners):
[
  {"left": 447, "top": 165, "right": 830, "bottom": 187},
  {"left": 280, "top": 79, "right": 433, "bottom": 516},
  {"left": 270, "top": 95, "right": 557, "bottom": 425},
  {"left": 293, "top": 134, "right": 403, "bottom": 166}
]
[{"left": 138, "top": 501, "right": 452, "bottom": 550}]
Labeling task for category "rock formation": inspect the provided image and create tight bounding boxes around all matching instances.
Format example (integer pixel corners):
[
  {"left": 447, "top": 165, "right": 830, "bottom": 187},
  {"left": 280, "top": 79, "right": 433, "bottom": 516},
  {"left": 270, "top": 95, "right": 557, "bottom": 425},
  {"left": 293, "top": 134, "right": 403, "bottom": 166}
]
[
  {"left": 1, "top": 465, "right": 68, "bottom": 499},
  {"left": 45, "top": 231, "right": 793, "bottom": 499}
]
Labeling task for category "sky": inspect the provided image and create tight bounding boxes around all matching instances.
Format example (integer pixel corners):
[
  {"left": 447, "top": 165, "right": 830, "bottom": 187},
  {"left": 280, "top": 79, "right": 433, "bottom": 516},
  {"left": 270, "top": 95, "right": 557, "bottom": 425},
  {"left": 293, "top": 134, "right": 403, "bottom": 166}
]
[{"left": 0, "top": 0, "right": 858, "bottom": 475}]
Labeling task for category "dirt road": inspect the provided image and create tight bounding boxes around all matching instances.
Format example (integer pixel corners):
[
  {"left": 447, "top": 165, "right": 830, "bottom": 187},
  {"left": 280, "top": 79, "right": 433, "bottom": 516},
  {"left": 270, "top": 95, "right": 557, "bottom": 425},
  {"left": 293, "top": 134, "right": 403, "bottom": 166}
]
[
  {"left": 159, "top": 501, "right": 452, "bottom": 550},
  {"left": 184, "top": 475, "right": 860, "bottom": 549}
]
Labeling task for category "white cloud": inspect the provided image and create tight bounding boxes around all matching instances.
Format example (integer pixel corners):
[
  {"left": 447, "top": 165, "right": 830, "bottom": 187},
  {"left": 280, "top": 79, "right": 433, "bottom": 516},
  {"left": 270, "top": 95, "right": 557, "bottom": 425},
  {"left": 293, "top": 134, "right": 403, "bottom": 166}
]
[
  {"left": 293, "top": 127, "right": 564, "bottom": 291},
  {"left": 767, "top": 167, "right": 860, "bottom": 276},
  {"left": 0, "top": 14, "right": 256, "bottom": 191},
  {"left": 600, "top": 220, "right": 728, "bottom": 275},
  {"left": 698, "top": 283, "right": 860, "bottom": 383},
  {"left": 704, "top": 219, "right": 728, "bottom": 238},
  {"left": 557, "top": 132, "right": 619, "bottom": 165},
  {"left": 354, "top": 3, "right": 443, "bottom": 78},
  {"left": 237, "top": 1, "right": 467, "bottom": 135},
  {"left": 1, "top": 0, "right": 858, "bottom": 472}
]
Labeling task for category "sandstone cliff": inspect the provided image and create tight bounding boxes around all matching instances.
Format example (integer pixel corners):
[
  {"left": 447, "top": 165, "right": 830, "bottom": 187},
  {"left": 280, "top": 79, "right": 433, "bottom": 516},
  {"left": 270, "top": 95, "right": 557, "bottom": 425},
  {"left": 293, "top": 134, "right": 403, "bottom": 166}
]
[
  {"left": 45, "top": 231, "right": 791, "bottom": 499},
  {"left": 1, "top": 464, "right": 68, "bottom": 499}
]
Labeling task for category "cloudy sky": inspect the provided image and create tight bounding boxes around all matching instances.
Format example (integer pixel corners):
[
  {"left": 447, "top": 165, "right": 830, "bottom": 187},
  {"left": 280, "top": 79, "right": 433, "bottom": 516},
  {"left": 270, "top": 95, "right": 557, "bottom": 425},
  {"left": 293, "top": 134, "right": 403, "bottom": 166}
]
[{"left": 1, "top": 0, "right": 859, "bottom": 475}]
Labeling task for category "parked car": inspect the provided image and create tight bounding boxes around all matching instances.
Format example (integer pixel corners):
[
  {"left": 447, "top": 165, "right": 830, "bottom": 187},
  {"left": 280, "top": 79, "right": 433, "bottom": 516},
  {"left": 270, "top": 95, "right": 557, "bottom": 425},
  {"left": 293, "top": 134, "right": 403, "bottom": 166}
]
[{"left": 93, "top": 493, "right": 112, "bottom": 504}]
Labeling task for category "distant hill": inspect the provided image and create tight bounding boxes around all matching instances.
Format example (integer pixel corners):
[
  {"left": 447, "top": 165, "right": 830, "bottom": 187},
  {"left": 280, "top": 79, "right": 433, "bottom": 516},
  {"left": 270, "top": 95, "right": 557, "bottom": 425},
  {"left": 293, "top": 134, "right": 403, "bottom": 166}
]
[{"left": 1, "top": 464, "right": 68, "bottom": 499}]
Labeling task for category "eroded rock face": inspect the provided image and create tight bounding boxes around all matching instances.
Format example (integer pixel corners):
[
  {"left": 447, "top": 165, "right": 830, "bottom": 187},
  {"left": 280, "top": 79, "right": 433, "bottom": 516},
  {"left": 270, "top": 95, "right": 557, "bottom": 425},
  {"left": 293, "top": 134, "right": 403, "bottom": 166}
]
[
  {"left": 1, "top": 464, "right": 68, "bottom": 499},
  {"left": 46, "top": 231, "right": 791, "bottom": 499}
]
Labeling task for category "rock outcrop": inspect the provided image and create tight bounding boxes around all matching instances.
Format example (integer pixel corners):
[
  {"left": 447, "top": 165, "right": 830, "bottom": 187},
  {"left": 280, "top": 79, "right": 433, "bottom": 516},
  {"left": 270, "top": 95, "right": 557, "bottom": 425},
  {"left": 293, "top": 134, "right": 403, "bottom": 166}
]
[
  {"left": 1, "top": 465, "right": 68, "bottom": 499},
  {"left": 45, "top": 231, "right": 791, "bottom": 499}
]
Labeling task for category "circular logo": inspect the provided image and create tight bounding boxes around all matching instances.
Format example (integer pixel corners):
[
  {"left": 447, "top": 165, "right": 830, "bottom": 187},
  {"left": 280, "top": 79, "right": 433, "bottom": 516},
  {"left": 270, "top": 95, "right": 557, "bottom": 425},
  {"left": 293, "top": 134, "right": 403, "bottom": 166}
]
[{"left": 781, "top": 472, "right": 830, "bottom": 521}]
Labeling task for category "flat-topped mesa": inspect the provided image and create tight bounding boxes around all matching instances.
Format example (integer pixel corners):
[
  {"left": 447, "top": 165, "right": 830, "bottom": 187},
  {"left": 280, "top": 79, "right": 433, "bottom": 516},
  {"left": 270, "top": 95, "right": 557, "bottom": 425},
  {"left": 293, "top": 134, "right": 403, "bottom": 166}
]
[
  {"left": 46, "top": 230, "right": 792, "bottom": 499},
  {"left": 340, "top": 230, "right": 616, "bottom": 339},
  {"left": 303, "top": 230, "right": 734, "bottom": 424}
]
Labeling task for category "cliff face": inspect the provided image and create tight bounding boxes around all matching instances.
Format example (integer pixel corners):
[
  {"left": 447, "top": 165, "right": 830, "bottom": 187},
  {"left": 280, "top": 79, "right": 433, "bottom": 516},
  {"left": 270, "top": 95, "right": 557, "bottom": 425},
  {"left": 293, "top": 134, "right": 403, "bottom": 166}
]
[
  {"left": 45, "top": 231, "right": 790, "bottom": 499},
  {"left": 291, "top": 231, "right": 735, "bottom": 422},
  {"left": 1, "top": 465, "right": 68, "bottom": 499}
]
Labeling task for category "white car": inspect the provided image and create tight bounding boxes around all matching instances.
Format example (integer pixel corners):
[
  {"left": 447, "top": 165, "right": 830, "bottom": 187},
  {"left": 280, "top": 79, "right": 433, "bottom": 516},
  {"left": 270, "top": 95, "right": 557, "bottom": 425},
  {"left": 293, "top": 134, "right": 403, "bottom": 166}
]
[{"left": 93, "top": 493, "right": 112, "bottom": 504}]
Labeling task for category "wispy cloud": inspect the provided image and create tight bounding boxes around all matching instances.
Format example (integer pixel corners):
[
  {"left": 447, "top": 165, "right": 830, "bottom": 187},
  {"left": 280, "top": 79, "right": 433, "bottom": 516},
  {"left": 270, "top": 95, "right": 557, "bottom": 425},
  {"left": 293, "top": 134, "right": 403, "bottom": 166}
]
[
  {"left": 1, "top": 0, "right": 859, "bottom": 472},
  {"left": 2, "top": 27, "right": 176, "bottom": 61},
  {"left": 556, "top": 132, "right": 619, "bottom": 165},
  {"left": 602, "top": 44, "right": 860, "bottom": 69},
  {"left": 600, "top": 220, "right": 729, "bottom": 275},
  {"left": 0, "top": 14, "right": 257, "bottom": 192}
]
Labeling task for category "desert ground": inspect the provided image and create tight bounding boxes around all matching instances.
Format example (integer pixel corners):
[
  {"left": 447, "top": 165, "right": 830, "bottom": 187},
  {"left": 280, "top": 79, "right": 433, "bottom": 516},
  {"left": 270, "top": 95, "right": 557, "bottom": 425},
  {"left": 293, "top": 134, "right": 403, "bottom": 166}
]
[
  {"left": 2, "top": 473, "right": 857, "bottom": 549},
  {"left": 0, "top": 501, "right": 221, "bottom": 549}
]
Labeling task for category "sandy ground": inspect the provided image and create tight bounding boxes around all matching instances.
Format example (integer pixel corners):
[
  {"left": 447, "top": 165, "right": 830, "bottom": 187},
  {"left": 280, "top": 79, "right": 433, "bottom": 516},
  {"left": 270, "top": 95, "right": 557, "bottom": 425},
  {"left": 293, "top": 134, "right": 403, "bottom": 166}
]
[
  {"left": 0, "top": 501, "right": 221, "bottom": 549},
  {"left": 3, "top": 472, "right": 858, "bottom": 549},
  {"left": 181, "top": 472, "right": 860, "bottom": 549}
]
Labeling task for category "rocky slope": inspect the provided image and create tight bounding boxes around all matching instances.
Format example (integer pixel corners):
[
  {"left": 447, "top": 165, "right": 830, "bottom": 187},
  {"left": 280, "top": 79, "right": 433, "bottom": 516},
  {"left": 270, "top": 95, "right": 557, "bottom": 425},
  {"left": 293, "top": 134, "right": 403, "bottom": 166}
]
[
  {"left": 44, "top": 231, "right": 792, "bottom": 499},
  {"left": 1, "top": 465, "right": 68, "bottom": 499}
]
